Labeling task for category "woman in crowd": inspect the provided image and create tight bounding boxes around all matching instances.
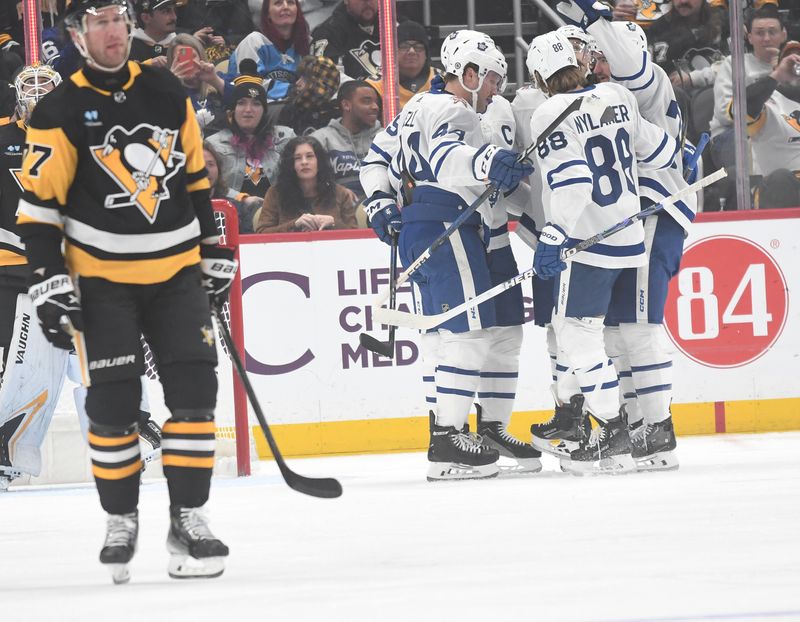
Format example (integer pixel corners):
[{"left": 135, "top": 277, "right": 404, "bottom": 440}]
[
  {"left": 255, "top": 136, "right": 358, "bottom": 233},
  {"left": 223, "top": 0, "right": 311, "bottom": 101},
  {"left": 206, "top": 59, "right": 296, "bottom": 197},
  {"left": 204, "top": 143, "right": 263, "bottom": 234},
  {"left": 168, "top": 34, "right": 227, "bottom": 136}
]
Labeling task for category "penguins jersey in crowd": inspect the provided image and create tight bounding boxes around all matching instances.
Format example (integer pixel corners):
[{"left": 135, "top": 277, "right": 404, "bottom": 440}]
[
  {"left": 531, "top": 82, "right": 677, "bottom": 269},
  {"left": 748, "top": 88, "right": 800, "bottom": 176},
  {"left": 360, "top": 89, "right": 493, "bottom": 214},
  {"left": 0, "top": 119, "right": 26, "bottom": 266},
  {"left": 587, "top": 19, "right": 697, "bottom": 231},
  {"left": 16, "top": 61, "right": 215, "bottom": 284}
]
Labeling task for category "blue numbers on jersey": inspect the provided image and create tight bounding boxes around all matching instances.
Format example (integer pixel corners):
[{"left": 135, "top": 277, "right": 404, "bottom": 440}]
[
  {"left": 537, "top": 131, "right": 568, "bottom": 158},
  {"left": 432, "top": 122, "right": 466, "bottom": 142},
  {"left": 584, "top": 127, "right": 636, "bottom": 207},
  {"left": 406, "top": 131, "right": 435, "bottom": 182}
]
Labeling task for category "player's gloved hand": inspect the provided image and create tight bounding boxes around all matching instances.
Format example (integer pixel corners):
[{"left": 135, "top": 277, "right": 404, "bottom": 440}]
[
  {"left": 557, "top": 0, "right": 612, "bottom": 26},
  {"left": 200, "top": 243, "right": 238, "bottom": 308},
  {"left": 533, "top": 223, "right": 568, "bottom": 279},
  {"left": 364, "top": 192, "right": 402, "bottom": 245},
  {"left": 474, "top": 145, "right": 534, "bottom": 192},
  {"left": 28, "top": 267, "right": 83, "bottom": 350},
  {"left": 682, "top": 142, "right": 699, "bottom": 184}
]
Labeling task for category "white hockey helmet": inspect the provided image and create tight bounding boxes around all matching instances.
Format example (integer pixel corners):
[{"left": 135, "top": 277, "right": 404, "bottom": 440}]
[
  {"left": 14, "top": 63, "right": 62, "bottom": 124},
  {"left": 526, "top": 31, "right": 578, "bottom": 82},
  {"left": 610, "top": 20, "right": 648, "bottom": 54},
  {"left": 557, "top": 25, "right": 593, "bottom": 47},
  {"left": 440, "top": 30, "right": 507, "bottom": 96}
]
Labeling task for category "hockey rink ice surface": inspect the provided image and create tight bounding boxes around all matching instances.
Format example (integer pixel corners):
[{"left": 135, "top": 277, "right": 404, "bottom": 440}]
[{"left": 3, "top": 432, "right": 799, "bottom": 622}]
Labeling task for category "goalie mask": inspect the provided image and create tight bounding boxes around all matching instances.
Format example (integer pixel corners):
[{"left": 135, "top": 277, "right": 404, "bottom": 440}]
[
  {"left": 440, "top": 30, "right": 507, "bottom": 109},
  {"left": 14, "top": 64, "right": 62, "bottom": 125},
  {"left": 65, "top": 0, "right": 134, "bottom": 72}
]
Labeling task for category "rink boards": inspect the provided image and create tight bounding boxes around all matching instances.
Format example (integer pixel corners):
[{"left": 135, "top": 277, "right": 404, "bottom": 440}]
[{"left": 232, "top": 208, "right": 800, "bottom": 459}]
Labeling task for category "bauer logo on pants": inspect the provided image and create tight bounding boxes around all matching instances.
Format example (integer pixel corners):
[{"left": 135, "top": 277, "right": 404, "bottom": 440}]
[{"left": 90, "top": 123, "right": 186, "bottom": 224}]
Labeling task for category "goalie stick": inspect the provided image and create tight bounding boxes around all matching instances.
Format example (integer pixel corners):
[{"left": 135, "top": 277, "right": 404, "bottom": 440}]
[
  {"left": 366, "top": 94, "right": 589, "bottom": 320},
  {"left": 359, "top": 230, "right": 398, "bottom": 358},
  {"left": 212, "top": 304, "right": 343, "bottom": 499},
  {"left": 375, "top": 167, "right": 728, "bottom": 330}
]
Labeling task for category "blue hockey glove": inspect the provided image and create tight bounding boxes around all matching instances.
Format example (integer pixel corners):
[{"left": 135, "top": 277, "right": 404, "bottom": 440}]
[
  {"left": 556, "top": 0, "right": 612, "bottom": 27},
  {"left": 474, "top": 145, "right": 534, "bottom": 193},
  {"left": 533, "top": 223, "right": 568, "bottom": 279},
  {"left": 28, "top": 267, "right": 83, "bottom": 350},
  {"left": 682, "top": 133, "right": 708, "bottom": 183},
  {"left": 364, "top": 192, "right": 402, "bottom": 245}
]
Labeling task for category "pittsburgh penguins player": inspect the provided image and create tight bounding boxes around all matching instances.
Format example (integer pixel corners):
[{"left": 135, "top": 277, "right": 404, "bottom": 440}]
[{"left": 16, "top": 0, "right": 236, "bottom": 582}]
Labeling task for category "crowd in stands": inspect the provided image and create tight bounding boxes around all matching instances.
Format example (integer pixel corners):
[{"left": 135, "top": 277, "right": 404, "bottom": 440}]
[{"left": 1, "top": 0, "right": 799, "bottom": 226}]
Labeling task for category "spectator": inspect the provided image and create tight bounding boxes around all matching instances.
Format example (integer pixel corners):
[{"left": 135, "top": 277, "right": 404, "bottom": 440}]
[
  {"left": 610, "top": 0, "right": 672, "bottom": 28},
  {"left": 744, "top": 40, "right": 800, "bottom": 208},
  {"left": 311, "top": 0, "right": 381, "bottom": 80},
  {"left": 206, "top": 59, "right": 296, "bottom": 196},
  {"left": 311, "top": 80, "right": 380, "bottom": 200},
  {"left": 175, "top": 0, "right": 255, "bottom": 50},
  {"left": 0, "top": 36, "right": 22, "bottom": 82},
  {"left": 709, "top": 4, "right": 786, "bottom": 169},
  {"left": 204, "top": 142, "right": 263, "bottom": 233},
  {"left": 276, "top": 54, "right": 340, "bottom": 135},
  {"left": 367, "top": 20, "right": 437, "bottom": 111},
  {"left": 167, "top": 34, "right": 227, "bottom": 136},
  {"left": 130, "top": 0, "right": 180, "bottom": 63},
  {"left": 224, "top": 0, "right": 311, "bottom": 101},
  {"left": 255, "top": 135, "right": 358, "bottom": 232}
]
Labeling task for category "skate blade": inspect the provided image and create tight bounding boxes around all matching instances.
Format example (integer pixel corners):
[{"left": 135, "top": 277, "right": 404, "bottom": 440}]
[
  {"left": 497, "top": 457, "right": 542, "bottom": 476},
  {"left": 562, "top": 453, "right": 636, "bottom": 476},
  {"left": 168, "top": 554, "right": 225, "bottom": 579},
  {"left": 426, "top": 461, "right": 499, "bottom": 482},
  {"left": 635, "top": 450, "right": 679, "bottom": 472},
  {"left": 105, "top": 563, "right": 131, "bottom": 584},
  {"left": 531, "top": 437, "right": 578, "bottom": 458}
]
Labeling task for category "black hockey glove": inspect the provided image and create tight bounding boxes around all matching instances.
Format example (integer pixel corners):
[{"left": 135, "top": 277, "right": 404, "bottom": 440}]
[
  {"left": 200, "top": 243, "right": 238, "bottom": 308},
  {"left": 28, "top": 267, "right": 83, "bottom": 350}
]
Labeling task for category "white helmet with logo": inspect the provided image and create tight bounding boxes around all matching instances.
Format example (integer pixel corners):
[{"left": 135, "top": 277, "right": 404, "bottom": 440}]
[
  {"left": 14, "top": 63, "right": 62, "bottom": 124},
  {"left": 440, "top": 29, "right": 507, "bottom": 104},
  {"left": 557, "top": 24, "right": 594, "bottom": 47},
  {"left": 526, "top": 31, "right": 578, "bottom": 87}
]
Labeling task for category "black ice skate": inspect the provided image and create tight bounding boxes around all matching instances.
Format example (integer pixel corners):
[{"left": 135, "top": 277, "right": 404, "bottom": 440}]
[
  {"left": 99, "top": 511, "right": 139, "bottom": 584},
  {"left": 629, "top": 417, "right": 679, "bottom": 472},
  {"left": 167, "top": 505, "right": 229, "bottom": 579},
  {"left": 530, "top": 394, "right": 589, "bottom": 458},
  {"left": 138, "top": 411, "right": 162, "bottom": 468},
  {"left": 563, "top": 414, "right": 636, "bottom": 475},
  {"left": 476, "top": 405, "right": 542, "bottom": 475},
  {"left": 0, "top": 426, "right": 23, "bottom": 491},
  {"left": 427, "top": 412, "right": 499, "bottom": 481}
]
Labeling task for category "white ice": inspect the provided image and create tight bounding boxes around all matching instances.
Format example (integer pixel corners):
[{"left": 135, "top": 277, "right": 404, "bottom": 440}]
[{"left": 3, "top": 432, "right": 800, "bottom": 622}]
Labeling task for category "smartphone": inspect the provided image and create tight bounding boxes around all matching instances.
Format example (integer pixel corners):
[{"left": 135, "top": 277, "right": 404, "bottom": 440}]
[{"left": 176, "top": 46, "right": 194, "bottom": 65}]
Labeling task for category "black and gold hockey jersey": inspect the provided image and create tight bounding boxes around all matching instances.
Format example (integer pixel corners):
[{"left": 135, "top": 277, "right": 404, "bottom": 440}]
[
  {"left": 0, "top": 120, "right": 27, "bottom": 267},
  {"left": 17, "top": 61, "right": 215, "bottom": 284}
]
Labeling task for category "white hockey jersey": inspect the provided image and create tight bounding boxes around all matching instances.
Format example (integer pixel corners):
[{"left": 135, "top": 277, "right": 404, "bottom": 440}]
[
  {"left": 587, "top": 19, "right": 696, "bottom": 231},
  {"left": 749, "top": 90, "right": 800, "bottom": 175},
  {"left": 360, "top": 89, "right": 492, "bottom": 215},
  {"left": 531, "top": 82, "right": 677, "bottom": 269}
]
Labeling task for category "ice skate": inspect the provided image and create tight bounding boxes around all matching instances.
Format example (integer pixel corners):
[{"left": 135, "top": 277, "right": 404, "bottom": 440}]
[
  {"left": 530, "top": 394, "right": 589, "bottom": 458},
  {"left": 167, "top": 505, "right": 229, "bottom": 579},
  {"left": 427, "top": 413, "right": 499, "bottom": 481},
  {"left": 138, "top": 412, "right": 162, "bottom": 467},
  {"left": 99, "top": 511, "right": 138, "bottom": 584},
  {"left": 563, "top": 414, "right": 636, "bottom": 475},
  {"left": 476, "top": 406, "right": 542, "bottom": 475},
  {"left": 0, "top": 431, "right": 22, "bottom": 491},
  {"left": 630, "top": 417, "right": 679, "bottom": 472}
]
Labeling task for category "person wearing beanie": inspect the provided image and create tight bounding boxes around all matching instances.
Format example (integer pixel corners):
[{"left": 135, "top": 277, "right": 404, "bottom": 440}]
[
  {"left": 367, "top": 20, "right": 438, "bottom": 110},
  {"left": 277, "top": 54, "right": 341, "bottom": 135},
  {"left": 206, "top": 59, "right": 296, "bottom": 197}
]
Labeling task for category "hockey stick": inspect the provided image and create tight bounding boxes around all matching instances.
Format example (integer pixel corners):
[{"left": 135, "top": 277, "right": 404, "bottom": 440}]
[
  {"left": 368, "top": 95, "right": 587, "bottom": 313},
  {"left": 211, "top": 304, "right": 343, "bottom": 499},
  {"left": 359, "top": 230, "right": 398, "bottom": 358},
  {"left": 375, "top": 167, "right": 728, "bottom": 330},
  {"left": 683, "top": 132, "right": 709, "bottom": 180}
]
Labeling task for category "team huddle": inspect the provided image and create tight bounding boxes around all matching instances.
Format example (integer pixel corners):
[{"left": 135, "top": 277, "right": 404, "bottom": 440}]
[{"left": 361, "top": 1, "right": 699, "bottom": 481}]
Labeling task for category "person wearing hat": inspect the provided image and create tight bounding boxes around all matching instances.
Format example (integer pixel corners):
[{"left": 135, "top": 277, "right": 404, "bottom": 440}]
[
  {"left": 206, "top": 59, "right": 295, "bottom": 196},
  {"left": 367, "top": 20, "right": 437, "bottom": 110},
  {"left": 130, "top": 0, "right": 181, "bottom": 62},
  {"left": 276, "top": 54, "right": 341, "bottom": 135}
]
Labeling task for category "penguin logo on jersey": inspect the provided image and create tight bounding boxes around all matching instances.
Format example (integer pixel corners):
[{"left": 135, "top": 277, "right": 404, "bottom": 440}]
[
  {"left": 90, "top": 123, "right": 186, "bottom": 224},
  {"left": 784, "top": 110, "right": 800, "bottom": 135},
  {"left": 350, "top": 40, "right": 382, "bottom": 80}
]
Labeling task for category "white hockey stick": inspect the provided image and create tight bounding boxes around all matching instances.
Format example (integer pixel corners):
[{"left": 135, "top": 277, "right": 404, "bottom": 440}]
[{"left": 375, "top": 167, "right": 727, "bottom": 331}]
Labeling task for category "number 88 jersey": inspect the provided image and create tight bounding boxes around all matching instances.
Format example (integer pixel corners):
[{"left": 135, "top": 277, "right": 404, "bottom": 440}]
[{"left": 531, "top": 82, "right": 678, "bottom": 269}]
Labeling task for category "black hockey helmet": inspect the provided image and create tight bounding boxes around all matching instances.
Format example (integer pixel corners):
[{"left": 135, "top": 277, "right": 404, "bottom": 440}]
[{"left": 64, "top": 0, "right": 133, "bottom": 30}]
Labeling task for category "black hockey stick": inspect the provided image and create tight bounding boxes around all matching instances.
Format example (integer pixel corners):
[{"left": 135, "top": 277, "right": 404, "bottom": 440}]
[
  {"left": 359, "top": 231, "right": 398, "bottom": 358},
  {"left": 211, "top": 304, "right": 343, "bottom": 499}
]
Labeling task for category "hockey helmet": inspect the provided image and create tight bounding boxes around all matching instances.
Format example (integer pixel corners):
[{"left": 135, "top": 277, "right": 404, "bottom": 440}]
[
  {"left": 440, "top": 30, "right": 507, "bottom": 95},
  {"left": 65, "top": 0, "right": 134, "bottom": 72},
  {"left": 526, "top": 31, "right": 578, "bottom": 83},
  {"left": 14, "top": 63, "right": 62, "bottom": 124},
  {"left": 557, "top": 25, "right": 593, "bottom": 47}
]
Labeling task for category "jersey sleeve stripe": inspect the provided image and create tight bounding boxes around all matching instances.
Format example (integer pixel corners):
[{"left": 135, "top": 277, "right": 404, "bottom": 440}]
[
  {"left": 638, "top": 176, "right": 694, "bottom": 222},
  {"left": 550, "top": 176, "right": 592, "bottom": 189},
  {"left": 186, "top": 178, "right": 211, "bottom": 193},
  {"left": 545, "top": 159, "right": 588, "bottom": 186},
  {"left": 64, "top": 216, "right": 201, "bottom": 254},
  {"left": 433, "top": 144, "right": 462, "bottom": 176},
  {"left": 610, "top": 51, "right": 648, "bottom": 82},
  {"left": 17, "top": 198, "right": 64, "bottom": 228},
  {"left": 639, "top": 133, "right": 670, "bottom": 163},
  {"left": 628, "top": 71, "right": 656, "bottom": 93},
  {"left": 369, "top": 143, "right": 393, "bottom": 162}
]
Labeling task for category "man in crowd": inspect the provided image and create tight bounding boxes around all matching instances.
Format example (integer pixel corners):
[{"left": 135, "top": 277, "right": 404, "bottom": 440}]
[
  {"left": 311, "top": 0, "right": 381, "bottom": 80},
  {"left": 130, "top": 0, "right": 179, "bottom": 62}
]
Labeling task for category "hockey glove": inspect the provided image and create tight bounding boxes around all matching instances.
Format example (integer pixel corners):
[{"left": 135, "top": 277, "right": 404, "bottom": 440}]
[
  {"left": 473, "top": 145, "right": 534, "bottom": 193},
  {"left": 682, "top": 133, "right": 708, "bottom": 184},
  {"left": 200, "top": 243, "right": 238, "bottom": 308},
  {"left": 557, "top": 0, "right": 612, "bottom": 26},
  {"left": 533, "top": 223, "right": 568, "bottom": 280},
  {"left": 28, "top": 268, "right": 83, "bottom": 351},
  {"left": 364, "top": 192, "right": 402, "bottom": 245}
]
